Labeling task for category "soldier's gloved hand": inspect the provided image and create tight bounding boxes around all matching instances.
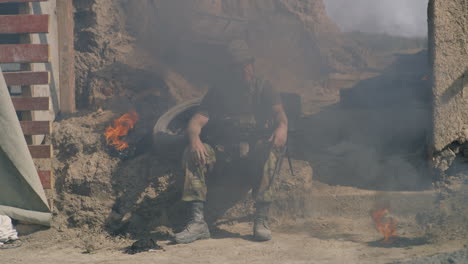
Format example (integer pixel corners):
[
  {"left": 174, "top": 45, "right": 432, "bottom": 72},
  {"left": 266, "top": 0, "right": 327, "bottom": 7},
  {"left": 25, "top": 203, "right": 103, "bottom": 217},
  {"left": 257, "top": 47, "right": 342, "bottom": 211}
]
[
  {"left": 190, "top": 138, "right": 209, "bottom": 165},
  {"left": 269, "top": 125, "right": 288, "bottom": 148}
]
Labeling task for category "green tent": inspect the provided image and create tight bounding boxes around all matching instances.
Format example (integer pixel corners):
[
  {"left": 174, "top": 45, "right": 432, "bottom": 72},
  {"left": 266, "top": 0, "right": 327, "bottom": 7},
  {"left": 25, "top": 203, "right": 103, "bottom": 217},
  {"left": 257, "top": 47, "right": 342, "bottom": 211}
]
[{"left": 0, "top": 67, "right": 51, "bottom": 226}]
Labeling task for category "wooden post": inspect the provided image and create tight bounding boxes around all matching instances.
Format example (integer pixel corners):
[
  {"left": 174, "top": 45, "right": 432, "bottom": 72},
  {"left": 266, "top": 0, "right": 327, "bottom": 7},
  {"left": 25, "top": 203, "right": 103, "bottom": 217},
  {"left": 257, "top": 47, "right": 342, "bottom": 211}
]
[{"left": 57, "top": 0, "right": 75, "bottom": 113}]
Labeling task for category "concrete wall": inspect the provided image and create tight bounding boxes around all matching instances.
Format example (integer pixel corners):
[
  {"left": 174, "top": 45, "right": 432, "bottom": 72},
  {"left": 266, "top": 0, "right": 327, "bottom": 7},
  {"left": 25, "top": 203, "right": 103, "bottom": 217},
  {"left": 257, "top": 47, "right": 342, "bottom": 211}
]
[{"left": 429, "top": 0, "right": 468, "bottom": 152}]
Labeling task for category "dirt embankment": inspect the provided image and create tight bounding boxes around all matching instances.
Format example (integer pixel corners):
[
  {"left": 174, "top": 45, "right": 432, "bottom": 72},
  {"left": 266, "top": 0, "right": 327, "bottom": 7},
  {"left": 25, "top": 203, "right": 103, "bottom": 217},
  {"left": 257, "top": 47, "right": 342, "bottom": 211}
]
[
  {"left": 56, "top": 0, "right": 350, "bottom": 235},
  {"left": 53, "top": 0, "right": 455, "bottom": 248},
  {"left": 74, "top": 0, "right": 373, "bottom": 110},
  {"left": 52, "top": 110, "right": 314, "bottom": 237}
]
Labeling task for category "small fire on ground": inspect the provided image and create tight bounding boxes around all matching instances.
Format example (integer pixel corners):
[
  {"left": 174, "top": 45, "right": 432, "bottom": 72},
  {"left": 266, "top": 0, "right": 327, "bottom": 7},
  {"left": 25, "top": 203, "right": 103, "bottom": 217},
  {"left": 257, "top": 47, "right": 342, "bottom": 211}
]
[
  {"left": 104, "top": 110, "right": 139, "bottom": 151},
  {"left": 371, "top": 207, "right": 397, "bottom": 243}
]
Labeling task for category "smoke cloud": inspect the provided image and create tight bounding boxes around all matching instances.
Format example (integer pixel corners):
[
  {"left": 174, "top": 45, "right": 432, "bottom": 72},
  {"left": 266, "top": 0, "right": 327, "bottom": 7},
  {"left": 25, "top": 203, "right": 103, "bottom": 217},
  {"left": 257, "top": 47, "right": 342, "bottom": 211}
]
[{"left": 323, "top": 0, "right": 428, "bottom": 37}]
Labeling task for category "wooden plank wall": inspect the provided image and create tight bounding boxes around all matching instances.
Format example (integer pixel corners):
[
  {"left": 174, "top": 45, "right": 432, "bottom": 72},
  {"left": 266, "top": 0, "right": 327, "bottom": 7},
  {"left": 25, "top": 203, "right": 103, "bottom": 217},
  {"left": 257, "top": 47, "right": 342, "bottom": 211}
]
[
  {"left": 0, "top": 14, "right": 49, "bottom": 33},
  {"left": 0, "top": 44, "right": 49, "bottom": 63},
  {"left": 0, "top": 0, "right": 53, "bottom": 194},
  {"left": 3, "top": 71, "right": 49, "bottom": 85}
]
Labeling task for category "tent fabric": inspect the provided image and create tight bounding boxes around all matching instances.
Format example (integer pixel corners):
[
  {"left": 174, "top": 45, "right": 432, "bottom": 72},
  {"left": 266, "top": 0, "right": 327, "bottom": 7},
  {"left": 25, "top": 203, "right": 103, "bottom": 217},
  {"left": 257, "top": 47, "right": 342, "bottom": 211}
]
[{"left": 0, "top": 67, "right": 51, "bottom": 226}]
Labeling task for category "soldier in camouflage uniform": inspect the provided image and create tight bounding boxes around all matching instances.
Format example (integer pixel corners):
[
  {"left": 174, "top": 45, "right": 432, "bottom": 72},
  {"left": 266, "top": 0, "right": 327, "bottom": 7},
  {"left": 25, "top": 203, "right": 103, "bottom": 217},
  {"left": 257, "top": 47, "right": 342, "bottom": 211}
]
[{"left": 174, "top": 40, "right": 288, "bottom": 244}]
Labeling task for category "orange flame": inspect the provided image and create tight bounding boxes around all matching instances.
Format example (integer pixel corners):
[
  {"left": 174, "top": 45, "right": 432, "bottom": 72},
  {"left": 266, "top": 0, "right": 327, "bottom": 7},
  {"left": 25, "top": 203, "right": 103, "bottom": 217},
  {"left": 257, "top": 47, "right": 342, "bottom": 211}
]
[
  {"left": 104, "top": 110, "right": 139, "bottom": 151},
  {"left": 421, "top": 75, "right": 429, "bottom": 81},
  {"left": 371, "top": 208, "right": 397, "bottom": 243}
]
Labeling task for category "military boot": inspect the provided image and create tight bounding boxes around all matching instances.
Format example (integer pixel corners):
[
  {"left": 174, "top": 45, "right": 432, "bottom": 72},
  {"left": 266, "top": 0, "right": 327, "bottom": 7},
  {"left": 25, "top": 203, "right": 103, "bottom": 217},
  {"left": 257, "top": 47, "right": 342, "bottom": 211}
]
[
  {"left": 174, "top": 201, "right": 210, "bottom": 244},
  {"left": 253, "top": 202, "right": 272, "bottom": 241}
]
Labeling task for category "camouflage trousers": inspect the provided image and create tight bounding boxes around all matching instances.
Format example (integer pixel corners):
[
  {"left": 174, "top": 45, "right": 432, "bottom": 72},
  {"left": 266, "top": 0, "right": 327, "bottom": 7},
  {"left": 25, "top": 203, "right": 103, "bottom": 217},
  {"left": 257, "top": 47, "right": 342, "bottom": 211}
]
[{"left": 181, "top": 140, "right": 285, "bottom": 203}]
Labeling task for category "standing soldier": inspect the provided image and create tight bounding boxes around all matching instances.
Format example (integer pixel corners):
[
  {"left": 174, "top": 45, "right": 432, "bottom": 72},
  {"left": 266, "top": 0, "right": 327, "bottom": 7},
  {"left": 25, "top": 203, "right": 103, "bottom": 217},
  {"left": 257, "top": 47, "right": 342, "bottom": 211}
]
[{"left": 175, "top": 40, "right": 288, "bottom": 243}]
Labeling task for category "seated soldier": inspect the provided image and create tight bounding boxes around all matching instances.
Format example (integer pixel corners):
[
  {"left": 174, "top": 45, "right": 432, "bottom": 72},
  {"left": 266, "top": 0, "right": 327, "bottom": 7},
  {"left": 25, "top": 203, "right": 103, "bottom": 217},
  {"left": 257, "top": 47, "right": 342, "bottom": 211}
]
[{"left": 174, "top": 40, "right": 288, "bottom": 243}]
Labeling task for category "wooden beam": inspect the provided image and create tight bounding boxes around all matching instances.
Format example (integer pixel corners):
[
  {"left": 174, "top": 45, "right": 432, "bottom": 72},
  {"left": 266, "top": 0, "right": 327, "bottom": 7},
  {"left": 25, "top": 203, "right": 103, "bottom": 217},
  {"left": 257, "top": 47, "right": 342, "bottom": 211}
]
[
  {"left": 0, "top": 44, "right": 49, "bottom": 63},
  {"left": 57, "top": 0, "right": 75, "bottom": 113},
  {"left": 28, "top": 145, "right": 52, "bottom": 158},
  {"left": 0, "top": 0, "right": 47, "bottom": 3},
  {"left": 3, "top": 71, "right": 49, "bottom": 86},
  {"left": 12, "top": 97, "right": 49, "bottom": 111},
  {"left": 19, "top": 121, "right": 50, "bottom": 135},
  {"left": 37, "top": 170, "right": 52, "bottom": 189},
  {"left": 0, "top": 15, "right": 49, "bottom": 34}
]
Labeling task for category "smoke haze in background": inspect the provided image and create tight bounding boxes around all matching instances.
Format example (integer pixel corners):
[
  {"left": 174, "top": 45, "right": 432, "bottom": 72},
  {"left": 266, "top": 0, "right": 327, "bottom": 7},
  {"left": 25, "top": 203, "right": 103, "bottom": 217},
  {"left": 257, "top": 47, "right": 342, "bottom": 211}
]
[{"left": 323, "top": 0, "right": 428, "bottom": 37}]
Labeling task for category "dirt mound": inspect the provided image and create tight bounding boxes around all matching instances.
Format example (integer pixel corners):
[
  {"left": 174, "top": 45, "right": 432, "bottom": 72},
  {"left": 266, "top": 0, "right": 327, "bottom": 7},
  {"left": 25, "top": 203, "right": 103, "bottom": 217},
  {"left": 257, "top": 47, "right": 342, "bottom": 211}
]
[
  {"left": 52, "top": 109, "right": 313, "bottom": 235},
  {"left": 51, "top": 109, "right": 179, "bottom": 233},
  {"left": 52, "top": 111, "right": 118, "bottom": 229}
]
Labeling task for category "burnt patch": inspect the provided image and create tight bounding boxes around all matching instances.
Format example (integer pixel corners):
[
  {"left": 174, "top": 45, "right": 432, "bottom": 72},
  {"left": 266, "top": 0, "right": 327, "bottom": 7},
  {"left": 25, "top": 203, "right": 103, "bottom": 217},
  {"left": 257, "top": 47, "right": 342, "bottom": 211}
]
[{"left": 367, "top": 236, "right": 429, "bottom": 248}]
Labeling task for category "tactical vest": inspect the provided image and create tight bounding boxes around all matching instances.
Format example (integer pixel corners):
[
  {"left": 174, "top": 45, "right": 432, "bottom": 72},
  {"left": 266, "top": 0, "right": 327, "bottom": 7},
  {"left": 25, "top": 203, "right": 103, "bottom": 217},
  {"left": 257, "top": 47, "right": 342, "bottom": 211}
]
[{"left": 204, "top": 77, "right": 273, "bottom": 143}]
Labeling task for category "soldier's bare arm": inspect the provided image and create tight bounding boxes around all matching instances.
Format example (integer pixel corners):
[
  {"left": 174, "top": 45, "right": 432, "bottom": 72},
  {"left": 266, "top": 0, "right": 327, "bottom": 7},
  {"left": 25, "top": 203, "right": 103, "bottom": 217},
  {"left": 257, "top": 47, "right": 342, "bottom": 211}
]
[
  {"left": 187, "top": 113, "right": 210, "bottom": 165},
  {"left": 269, "top": 104, "right": 288, "bottom": 148}
]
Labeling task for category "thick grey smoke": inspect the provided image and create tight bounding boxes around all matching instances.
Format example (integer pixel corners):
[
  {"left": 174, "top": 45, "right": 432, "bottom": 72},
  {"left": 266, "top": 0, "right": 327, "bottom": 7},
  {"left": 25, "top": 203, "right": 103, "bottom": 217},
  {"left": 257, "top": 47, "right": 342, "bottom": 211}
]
[{"left": 323, "top": 0, "right": 428, "bottom": 37}]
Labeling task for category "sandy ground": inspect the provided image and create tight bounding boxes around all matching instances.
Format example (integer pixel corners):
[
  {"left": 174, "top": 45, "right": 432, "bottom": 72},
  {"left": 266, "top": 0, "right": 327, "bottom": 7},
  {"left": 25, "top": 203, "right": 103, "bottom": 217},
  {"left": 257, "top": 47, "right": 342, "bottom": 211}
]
[
  {"left": 4, "top": 161, "right": 466, "bottom": 264},
  {"left": 1, "top": 217, "right": 466, "bottom": 264}
]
